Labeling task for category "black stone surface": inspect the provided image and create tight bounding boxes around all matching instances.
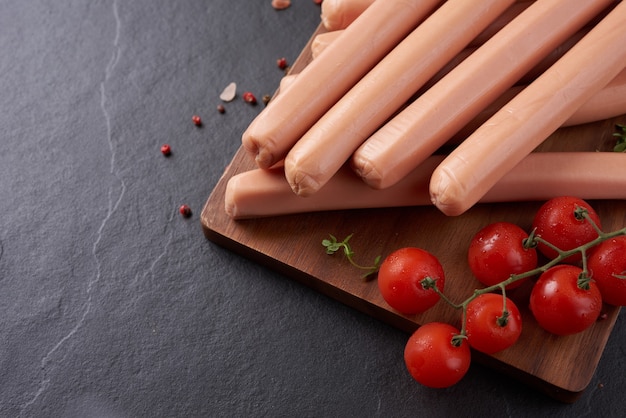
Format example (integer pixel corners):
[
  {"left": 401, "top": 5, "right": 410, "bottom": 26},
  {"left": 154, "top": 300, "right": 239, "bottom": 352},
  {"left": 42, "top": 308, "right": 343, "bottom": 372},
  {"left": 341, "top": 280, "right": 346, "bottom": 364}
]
[{"left": 1, "top": 1, "right": 624, "bottom": 416}]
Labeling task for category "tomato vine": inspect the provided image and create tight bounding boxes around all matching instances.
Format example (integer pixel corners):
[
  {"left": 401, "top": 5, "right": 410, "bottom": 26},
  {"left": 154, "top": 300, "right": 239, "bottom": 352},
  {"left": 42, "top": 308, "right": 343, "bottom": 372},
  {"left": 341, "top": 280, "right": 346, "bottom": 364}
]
[
  {"left": 323, "top": 197, "right": 626, "bottom": 388},
  {"left": 323, "top": 202, "right": 626, "bottom": 344}
]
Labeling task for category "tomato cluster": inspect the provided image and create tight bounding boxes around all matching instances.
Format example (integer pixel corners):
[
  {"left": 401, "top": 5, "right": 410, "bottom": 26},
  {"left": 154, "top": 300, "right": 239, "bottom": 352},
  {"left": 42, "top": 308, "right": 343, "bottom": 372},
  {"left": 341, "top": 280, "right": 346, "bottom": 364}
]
[{"left": 376, "top": 196, "right": 626, "bottom": 389}]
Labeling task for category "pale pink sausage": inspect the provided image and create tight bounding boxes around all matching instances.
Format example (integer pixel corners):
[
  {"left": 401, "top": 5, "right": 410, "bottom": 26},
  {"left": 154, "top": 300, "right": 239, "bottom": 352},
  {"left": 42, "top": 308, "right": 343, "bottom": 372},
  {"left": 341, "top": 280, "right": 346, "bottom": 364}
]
[
  {"left": 564, "top": 67, "right": 626, "bottom": 126},
  {"left": 313, "top": 28, "right": 586, "bottom": 93},
  {"left": 226, "top": 160, "right": 438, "bottom": 219},
  {"left": 451, "top": 66, "right": 626, "bottom": 143},
  {"left": 313, "top": 2, "right": 536, "bottom": 61},
  {"left": 225, "top": 153, "right": 626, "bottom": 219},
  {"left": 241, "top": 0, "right": 442, "bottom": 169},
  {"left": 278, "top": 74, "right": 297, "bottom": 93},
  {"left": 470, "top": 1, "right": 534, "bottom": 47},
  {"left": 284, "top": 0, "right": 517, "bottom": 197},
  {"left": 320, "top": 0, "right": 376, "bottom": 31},
  {"left": 320, "top": 0, "right": 534, "bottom": 34},
  {"left": 351, "top": 0, "right": 615, "bottom": 190},
  {"left": 430, "top": 1, "right": 626, "bottom": 216},
  {"left": 310, "top": 31, "right": 342, "bottom": 60},
  {"left": 282, "top": 66, "right": 626, "bottom": 148}
]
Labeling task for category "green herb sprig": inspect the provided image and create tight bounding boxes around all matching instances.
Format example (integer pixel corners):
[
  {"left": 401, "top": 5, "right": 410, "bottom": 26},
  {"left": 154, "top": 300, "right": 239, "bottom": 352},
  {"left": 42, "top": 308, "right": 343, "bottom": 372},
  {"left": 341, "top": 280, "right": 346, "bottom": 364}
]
[{"left": 322, "top": 233, "right": 381, "bottom": 279}]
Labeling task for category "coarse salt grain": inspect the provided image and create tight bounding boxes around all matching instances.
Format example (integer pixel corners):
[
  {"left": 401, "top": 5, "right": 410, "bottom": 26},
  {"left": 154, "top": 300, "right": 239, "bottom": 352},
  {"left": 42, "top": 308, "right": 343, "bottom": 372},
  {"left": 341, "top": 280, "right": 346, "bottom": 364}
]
[{"left": 219, "top": 82, "right": 237, "bottom": 102}]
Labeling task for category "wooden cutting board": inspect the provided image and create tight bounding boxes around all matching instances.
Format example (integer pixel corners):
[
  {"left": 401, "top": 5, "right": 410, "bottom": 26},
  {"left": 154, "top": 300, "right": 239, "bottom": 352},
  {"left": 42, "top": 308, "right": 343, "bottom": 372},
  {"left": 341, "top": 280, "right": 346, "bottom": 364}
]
[{"left": 201, "top": 24, "right": 626, "bottom": 402}]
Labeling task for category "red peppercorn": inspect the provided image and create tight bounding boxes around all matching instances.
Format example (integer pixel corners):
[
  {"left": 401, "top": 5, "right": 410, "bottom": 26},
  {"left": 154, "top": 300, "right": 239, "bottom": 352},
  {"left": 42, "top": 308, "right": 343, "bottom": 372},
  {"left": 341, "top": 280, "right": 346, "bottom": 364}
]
[
  {"left": 161, "top": 144, "right": 171, "bottom": 156},
  {"left": 242, "top": 92, "right": 257, "bottom": 105},
  {"left": 277, "top": 57, "right": 288, "bottom": 70},
  {"left": 192, "top": 115, "right": 202, "bottom": 126},
  {"left": 179, "top": 204, "right": 192, "bottom": 218},
  {"left": 217, "top": 104, "right": 225, "bottom": 113},
  {"left": 313, "top": 0, "right": 322, "bottom": 4}
]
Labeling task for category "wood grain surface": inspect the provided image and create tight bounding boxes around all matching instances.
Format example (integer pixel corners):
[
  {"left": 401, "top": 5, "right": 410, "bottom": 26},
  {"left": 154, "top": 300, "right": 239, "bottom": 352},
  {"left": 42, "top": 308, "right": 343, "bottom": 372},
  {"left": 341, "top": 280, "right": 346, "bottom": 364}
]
[{"left": 201, "top": 24, "right": 626, "bottom": 402}]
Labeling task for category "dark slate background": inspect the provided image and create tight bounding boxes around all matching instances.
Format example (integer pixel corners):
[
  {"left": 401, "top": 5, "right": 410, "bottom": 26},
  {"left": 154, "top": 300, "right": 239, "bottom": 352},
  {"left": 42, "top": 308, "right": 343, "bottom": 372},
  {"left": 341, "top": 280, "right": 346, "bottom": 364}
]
[{"left": 1, "top": 1, "right": 625, "bottom": 416}]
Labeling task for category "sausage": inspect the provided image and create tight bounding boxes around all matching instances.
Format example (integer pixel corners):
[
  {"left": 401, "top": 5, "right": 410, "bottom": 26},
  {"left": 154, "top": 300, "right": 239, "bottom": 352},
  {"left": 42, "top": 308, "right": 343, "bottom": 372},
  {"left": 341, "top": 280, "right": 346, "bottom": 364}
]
[
  {"left": 470, "top": 1, "right": 534, "bottom": 47},
  {"left": 320, "top": 0, "right": 534, "bottom": 35},
  {"left": 241, "top": 0, "right": 442, "bottom": 169},
  {"left": 450, "top": 66, "right": 626, "bottom": 143},
  {"left": 429, "top": 1, "right": 626, "bottom": 216},
  {"left": 225, "top": 153, "right": 626, "bottom": 219},
  {"left": 283, "top": 0, "right": 517, "bottom": 196},
  {"left": 320, "top": 0, "right": 376, "bottom": 31},
  {"left": 284, "top": 64, "right": 626, "bottom": 149},
  {"left": 564, "top": 66, "right": 626, "bottom": 127},
  {"left": 351, "top": 0, "right": 615, "bottom": 190},
  {"left": 311, "top": 31, "right": 342, "bottom": 59}
]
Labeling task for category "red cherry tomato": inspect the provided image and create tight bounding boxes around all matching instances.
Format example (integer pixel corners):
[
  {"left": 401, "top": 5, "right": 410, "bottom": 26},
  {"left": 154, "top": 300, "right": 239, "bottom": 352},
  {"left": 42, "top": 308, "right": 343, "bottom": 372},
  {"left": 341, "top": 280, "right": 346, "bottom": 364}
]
[
  {"left": 465, "top": 293, "right": 522, "bottom": 354},
  {"left": 404, "top": 322, "right": 471, "bottom": 388},
  {"left": 529, "top": 265, "right": 602, "bottom": 336},
  {"left": 588, "top": 236, "right": 626, "bottom": 306},
  {"left": 468, "top": 222, "right": 537, "bottom": 289},
  {"left": 531, "top": 196, "right": 602, "bottom": 264},
  {"left": 377, "top": 247, "right": 445, "bottom": 315}
]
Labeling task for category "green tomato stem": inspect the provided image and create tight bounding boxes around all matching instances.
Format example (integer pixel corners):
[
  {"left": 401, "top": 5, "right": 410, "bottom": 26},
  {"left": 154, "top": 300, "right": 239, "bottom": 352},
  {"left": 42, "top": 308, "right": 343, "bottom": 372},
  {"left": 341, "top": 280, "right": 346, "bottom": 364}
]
[{"left": 497, "top": 291, "right": 510, "bottom": 328}]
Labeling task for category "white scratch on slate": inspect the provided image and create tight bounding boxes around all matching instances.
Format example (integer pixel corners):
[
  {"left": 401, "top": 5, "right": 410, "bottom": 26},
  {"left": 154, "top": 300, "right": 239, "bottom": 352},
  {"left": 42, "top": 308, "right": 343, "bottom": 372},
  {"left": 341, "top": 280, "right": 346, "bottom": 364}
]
[
  {"left": 21, "top": 0, "right": 124, "bottom": 413},
  {"left": 132, "top": 207, "right": 175, "bottom": 288}
]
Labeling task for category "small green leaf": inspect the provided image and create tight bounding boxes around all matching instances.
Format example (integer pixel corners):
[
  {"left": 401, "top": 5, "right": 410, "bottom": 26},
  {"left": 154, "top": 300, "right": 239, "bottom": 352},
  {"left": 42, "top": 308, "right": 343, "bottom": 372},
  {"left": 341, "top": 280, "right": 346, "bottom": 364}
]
[{"left": 613, "top": 124, "right": 626, "bottom": 153}]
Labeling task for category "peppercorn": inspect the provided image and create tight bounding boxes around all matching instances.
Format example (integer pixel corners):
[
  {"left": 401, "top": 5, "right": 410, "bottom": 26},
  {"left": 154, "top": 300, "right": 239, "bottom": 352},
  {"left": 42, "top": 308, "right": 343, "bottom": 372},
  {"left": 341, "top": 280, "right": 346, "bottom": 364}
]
[
  {"left": 192, "top": 115, "right": 202, "bottom": 126},
  {"left": 242, "top": 92, "right": 257, "bottom": 105},
  {"left": 217, "top": 104, "right": 225, "bottom": 114},
  {"left": 179, "top": 204, "right": 192, "bottom": 218},
  {"left": 277, "top": 57, "right": 288, "bottom": 70},
  {"left": 262, "top": 94, "right": 271, "bottom": 106},
  {"left": 161, "top": 144, "right": 171, "bottom": 156}
]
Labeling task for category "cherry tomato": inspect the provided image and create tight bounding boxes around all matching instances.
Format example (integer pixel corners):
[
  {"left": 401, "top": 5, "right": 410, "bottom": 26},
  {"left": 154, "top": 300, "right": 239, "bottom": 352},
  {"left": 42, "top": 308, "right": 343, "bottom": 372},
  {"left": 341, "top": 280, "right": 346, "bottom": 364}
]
[
  {"left": 377, "top": 247, "right": 445, "bottom": 315},
  {"left": 465, "top": 293, "right": 522, "bottom": 354},
  {"left": 588, "top": 236, "right": 626, "bottom": 306},
  {"left": 529, "top": 265, "right": 602, "bottom": 336},
  {"left": 468, "top": 222, "right": 537, "bottom": 289},
  {"left": 404, "top": 322, "right": 471, "bottom": 388},
  {"left": 531, "top": 196, "right": 602, "bottom": 264}
]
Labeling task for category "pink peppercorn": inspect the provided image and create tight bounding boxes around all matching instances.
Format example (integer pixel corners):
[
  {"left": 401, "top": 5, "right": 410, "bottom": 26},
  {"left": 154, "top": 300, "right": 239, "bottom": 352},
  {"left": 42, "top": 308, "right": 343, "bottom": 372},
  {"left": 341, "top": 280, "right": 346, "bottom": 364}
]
[
  {"left": 217, "top": 104, "right": 225, "bottom": 113},
  {"left": 179, "top": 204, "right": 192, "bottom": 218},
  {"left": 192, "top": 115, "right": 202, "bottom": 126},
  {"left": 161, "top": 144, "right": 171, "bottom": 156},
  {"left": 242, "top": 92, "right": 257, "bottom": 105},
  {"left": 277, "top": 57, "right": 288, "bottom": 70}
]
